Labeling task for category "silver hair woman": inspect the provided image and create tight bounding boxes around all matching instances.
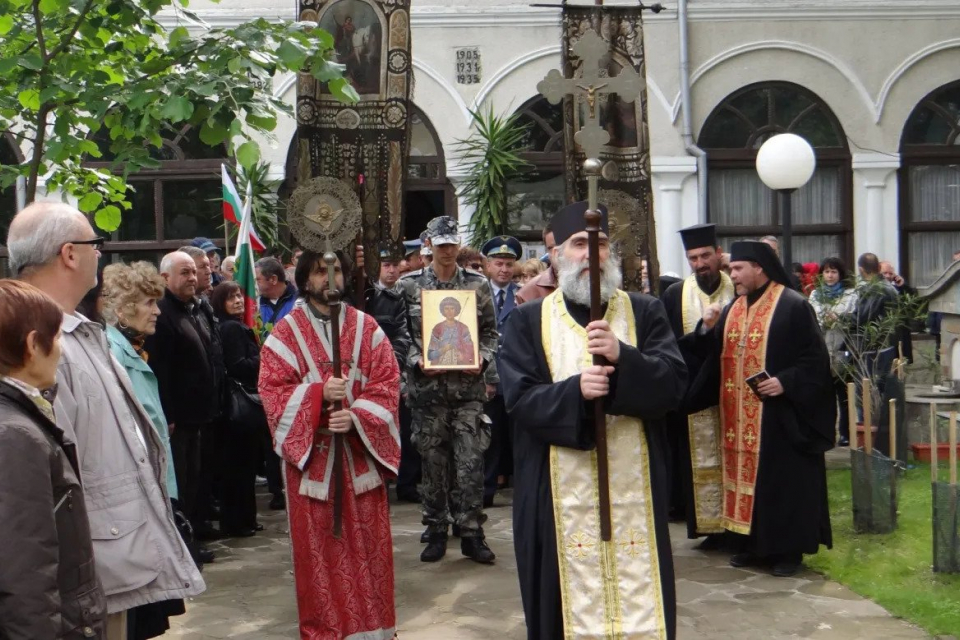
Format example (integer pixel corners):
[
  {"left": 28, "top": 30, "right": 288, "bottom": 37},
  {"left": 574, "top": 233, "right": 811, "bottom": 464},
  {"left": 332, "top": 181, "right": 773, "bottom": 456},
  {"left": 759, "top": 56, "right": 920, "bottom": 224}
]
[{"left": 100, "top": 261, "right": 190, "bottom": 632}]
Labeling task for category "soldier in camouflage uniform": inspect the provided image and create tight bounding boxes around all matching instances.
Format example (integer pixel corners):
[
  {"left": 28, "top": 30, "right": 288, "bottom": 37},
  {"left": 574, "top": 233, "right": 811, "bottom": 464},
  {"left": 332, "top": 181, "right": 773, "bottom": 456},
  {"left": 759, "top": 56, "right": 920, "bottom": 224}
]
[{"left": 401, "top": 216, "right": 499, "bottom": 564}]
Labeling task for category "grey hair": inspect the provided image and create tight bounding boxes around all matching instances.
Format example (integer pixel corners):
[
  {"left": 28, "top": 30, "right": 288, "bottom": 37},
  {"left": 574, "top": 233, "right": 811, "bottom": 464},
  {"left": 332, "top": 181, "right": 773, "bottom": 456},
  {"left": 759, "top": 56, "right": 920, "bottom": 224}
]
[
  {"left": 160, "top": 251, "right": 194, "bottom": 276},
  {"left": 255, "top": 256, "right": 286, "bottom": 283},
  {"left": 7, "top": 202, "right": 91, "bottom": 274},
  {"left": 178, "top": 245, "right": 206, "bottom": 260}
]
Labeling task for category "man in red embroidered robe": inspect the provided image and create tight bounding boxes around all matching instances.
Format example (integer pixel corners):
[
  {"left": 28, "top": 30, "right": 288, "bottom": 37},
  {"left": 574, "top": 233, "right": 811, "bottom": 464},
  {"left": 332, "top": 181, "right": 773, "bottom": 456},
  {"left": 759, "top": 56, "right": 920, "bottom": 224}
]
[{"left": 258, "top": 249, "right": 401, "bottom": 640}]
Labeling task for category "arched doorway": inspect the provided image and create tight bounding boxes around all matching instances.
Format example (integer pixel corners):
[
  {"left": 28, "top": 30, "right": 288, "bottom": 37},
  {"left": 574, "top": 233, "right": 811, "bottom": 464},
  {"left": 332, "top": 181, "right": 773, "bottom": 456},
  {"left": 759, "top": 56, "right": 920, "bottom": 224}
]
[
  {"left": 899, "top": 80, "right": 960, "bottom": 286},
  {"left": 699, "top": 82, "right": 852, "bottom": 265},
  {"left": 405, "top": 105, "right": 455, "bottom": 240},
  {"left": 0, "top": 133, "right": 24, "bottom": 277},
  {"left": 506, "top": 95, "right": 565, "bottom": 243},
  {"left": 281, "top": 104, "right": 453, "bottom": 243}
]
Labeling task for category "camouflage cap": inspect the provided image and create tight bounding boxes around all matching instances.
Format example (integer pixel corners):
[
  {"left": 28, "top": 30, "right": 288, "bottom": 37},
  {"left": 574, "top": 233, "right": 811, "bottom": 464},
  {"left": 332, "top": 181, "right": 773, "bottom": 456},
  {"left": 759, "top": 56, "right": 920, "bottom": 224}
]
[{"left": 425, "top": 216, "right": 461, "bottom": 246}]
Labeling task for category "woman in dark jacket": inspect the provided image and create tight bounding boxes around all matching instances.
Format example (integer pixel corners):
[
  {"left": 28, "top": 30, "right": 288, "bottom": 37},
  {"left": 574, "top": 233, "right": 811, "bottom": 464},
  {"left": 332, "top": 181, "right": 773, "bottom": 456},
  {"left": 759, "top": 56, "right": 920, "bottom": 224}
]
[
  {"left": 210, "top": 281, "right": 265, "bottom": 536},
  {"left": 0, "top": 279, "right": 106, "bottom": 639}
]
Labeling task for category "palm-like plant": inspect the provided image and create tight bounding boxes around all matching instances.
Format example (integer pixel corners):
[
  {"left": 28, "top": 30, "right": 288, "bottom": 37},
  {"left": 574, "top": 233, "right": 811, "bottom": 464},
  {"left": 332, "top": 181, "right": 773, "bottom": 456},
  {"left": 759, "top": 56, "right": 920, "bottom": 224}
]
[{"left": 455, "top": 106, "right": 531, "bottom": 244}]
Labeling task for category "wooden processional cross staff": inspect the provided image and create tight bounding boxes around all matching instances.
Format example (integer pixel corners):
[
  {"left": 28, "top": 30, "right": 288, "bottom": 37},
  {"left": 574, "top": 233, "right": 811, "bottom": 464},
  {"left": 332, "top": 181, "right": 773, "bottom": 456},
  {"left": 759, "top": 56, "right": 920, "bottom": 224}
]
[
  {"left": 323, "top": 244, "right": 346, "bottom": 538},
  {"left": 537, "top": 30, "right": 645, "bottom": 542}
]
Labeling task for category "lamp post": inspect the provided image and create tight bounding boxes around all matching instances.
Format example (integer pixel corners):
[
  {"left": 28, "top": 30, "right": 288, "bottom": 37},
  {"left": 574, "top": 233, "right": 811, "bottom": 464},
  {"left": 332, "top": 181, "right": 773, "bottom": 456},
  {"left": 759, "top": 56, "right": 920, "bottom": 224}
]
[{"left": 756, "top": 133, "right": 816, "bottom": 269}]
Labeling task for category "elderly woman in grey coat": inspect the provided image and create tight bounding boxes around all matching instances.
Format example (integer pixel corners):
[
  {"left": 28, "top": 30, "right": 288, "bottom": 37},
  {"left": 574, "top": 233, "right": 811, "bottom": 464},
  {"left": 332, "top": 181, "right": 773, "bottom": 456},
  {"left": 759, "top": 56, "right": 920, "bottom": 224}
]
[{"left": 0, "top": 280, "right": 106, "bottom": 639}]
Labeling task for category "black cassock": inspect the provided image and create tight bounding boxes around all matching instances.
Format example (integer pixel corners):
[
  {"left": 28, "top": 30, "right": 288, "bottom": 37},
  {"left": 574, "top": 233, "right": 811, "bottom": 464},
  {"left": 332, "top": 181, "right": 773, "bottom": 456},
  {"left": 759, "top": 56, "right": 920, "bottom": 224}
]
[
  {"left": 659, "top": 280, "right": 697, "bottom": 531},
  {"left": 500, "top": 293, "right": 687, "bottom": 640},
  {"left": 682, "top": 283, "right": 834, "bottom": 557}
]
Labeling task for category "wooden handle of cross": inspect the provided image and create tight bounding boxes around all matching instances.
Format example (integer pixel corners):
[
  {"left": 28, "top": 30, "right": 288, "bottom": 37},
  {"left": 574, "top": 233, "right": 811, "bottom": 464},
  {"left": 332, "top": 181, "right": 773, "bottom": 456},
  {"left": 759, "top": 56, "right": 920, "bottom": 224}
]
[
  {"left": 584, "top": 206, "right": 612, "bottom": 542},
  {"left": 863, "top": 378, "right": 873, "bottom": 455},
  {"left": 325, "top": 249, "right": 346, "bottom": 539}
]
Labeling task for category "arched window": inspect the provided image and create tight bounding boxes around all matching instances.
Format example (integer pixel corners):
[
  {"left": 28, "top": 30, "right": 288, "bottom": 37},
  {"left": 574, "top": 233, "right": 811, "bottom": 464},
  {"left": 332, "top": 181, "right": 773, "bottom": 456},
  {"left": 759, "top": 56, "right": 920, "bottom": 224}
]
[
  {"left": 406, "top": 106, "right": 455, "bottom": 237},
  {"left": 699, "top": 82, "right": 852, "bottom": 265},
  {"left": 899, "top": 80, "right": 960, "bottom": 286},
  {"left": 86, "top": 124, "right": 228, "bottom": 265},
  {"left": 506, "top": 95, "right": 565, "bottom": 242},
  {"left": 0, "top": 133, "right": 23, "bottom": 277}
]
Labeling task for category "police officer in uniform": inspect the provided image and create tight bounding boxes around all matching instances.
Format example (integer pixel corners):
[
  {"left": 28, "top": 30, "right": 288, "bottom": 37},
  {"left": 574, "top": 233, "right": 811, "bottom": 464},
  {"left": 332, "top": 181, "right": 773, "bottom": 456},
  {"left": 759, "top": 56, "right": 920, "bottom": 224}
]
[
  {"left": 401, "top": 216, "right": 499, "bottom": 564},
  {"left": 480, "top": 235, "right": 522, "bottom": 508}
]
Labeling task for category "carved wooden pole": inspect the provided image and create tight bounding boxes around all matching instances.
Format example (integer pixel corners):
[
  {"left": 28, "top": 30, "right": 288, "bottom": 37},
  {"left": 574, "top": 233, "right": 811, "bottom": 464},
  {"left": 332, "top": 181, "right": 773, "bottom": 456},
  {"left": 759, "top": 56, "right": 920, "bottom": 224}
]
[
  {"left": 584, "top": 157, "right": 612, "bottom": 542},
  {"left": 324, "top": 246, "right": 346, "bottom": 538}
]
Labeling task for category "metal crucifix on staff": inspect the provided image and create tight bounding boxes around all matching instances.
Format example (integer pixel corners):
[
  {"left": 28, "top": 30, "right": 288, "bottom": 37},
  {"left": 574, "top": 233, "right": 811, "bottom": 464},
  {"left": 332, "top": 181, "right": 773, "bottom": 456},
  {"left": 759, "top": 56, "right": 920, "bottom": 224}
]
[{"left": 537, "top": 29, "right": 644, "bottom": 542}]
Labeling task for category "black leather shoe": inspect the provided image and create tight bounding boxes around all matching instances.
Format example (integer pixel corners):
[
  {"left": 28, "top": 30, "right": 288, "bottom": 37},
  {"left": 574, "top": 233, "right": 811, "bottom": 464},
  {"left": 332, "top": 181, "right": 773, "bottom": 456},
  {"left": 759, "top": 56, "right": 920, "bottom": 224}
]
[
  {"left": 695, "top": 534, "right": 724, "bottom": 551},
  {"left": 729, "top": 552, "right": 760, "bottom": 568},
  {"left": 254, "top": 523, "right": 264, "bottom": 532},
  {"left": 195, "top": 524, "right": 224, "bottom": 541},
  {"left": 483, "top": 495, "right": 495, "bottom": 509},
  {"left": 421, "top": 526, "right": 447, "bottom": 543},
  {"left": 269, "top": 494, "right": 286, "bottom": 510},
  {"left": 420, "top": 533, "right": 448, "bottom": 562},
  {"left": 396, "top": 489, "right": 420, "bottom": 503},
  {"left": 197, "top": 547, "right": 216, "bottom": 564},
  {"left": 772, "top": 554, "right": 803, "bottom": 577},
  {"left": 837, "top": 437, "right": 850, "bottom": 447},
  {"left": 461, "top": 536, "right": 496, "bottom": 564},
  {"left": 222, "top": 528, "right": 257, "bottom": 538}
]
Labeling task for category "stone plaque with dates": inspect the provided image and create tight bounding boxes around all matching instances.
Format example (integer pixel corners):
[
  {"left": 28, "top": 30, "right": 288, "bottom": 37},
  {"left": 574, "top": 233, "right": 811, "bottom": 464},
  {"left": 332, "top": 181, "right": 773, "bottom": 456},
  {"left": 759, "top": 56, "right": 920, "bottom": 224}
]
[{"left": 455, "top": 47, "right": 481, "bottom": 85}]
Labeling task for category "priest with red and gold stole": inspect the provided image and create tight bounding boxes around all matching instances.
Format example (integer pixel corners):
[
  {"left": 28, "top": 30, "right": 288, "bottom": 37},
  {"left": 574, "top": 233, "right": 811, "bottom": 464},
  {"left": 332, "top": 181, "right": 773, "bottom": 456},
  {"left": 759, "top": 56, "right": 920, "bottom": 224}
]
[
  {"left": 258, "top": 249, "right": 401, "bottom": 640},
  {"left": 684, "top": 240, "right": 834, "bottom": 578}
]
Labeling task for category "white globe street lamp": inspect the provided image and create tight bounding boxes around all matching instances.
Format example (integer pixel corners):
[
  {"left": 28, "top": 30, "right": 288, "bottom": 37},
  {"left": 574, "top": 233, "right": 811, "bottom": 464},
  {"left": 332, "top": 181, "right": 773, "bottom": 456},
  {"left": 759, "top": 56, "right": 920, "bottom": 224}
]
[{"left": 755, "top": 133, "right": 816, "bottom": 269}]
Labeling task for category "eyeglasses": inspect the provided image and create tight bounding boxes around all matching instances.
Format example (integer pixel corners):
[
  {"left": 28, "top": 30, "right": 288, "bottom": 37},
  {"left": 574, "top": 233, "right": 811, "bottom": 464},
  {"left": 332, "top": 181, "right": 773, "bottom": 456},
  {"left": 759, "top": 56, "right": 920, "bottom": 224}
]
[{"left": 63, "top": 237, "right": 106, "bottom": 250}]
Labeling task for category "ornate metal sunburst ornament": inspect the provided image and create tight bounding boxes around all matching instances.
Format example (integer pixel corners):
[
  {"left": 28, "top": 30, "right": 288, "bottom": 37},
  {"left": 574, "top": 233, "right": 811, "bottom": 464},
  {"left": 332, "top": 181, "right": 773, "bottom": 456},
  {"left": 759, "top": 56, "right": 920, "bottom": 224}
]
[
  {"left": 599, "top": 188, "right": 638, "bottom": 245},
  {"left": 288, "top": 177, "right": 362, "bottom": 252}
]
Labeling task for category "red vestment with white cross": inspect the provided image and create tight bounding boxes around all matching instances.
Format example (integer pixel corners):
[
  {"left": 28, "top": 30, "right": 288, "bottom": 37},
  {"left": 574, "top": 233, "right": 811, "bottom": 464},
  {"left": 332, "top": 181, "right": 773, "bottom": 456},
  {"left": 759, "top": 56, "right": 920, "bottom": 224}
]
[{"left": 259, "top": 303, "right": 401, "bottom": 640}]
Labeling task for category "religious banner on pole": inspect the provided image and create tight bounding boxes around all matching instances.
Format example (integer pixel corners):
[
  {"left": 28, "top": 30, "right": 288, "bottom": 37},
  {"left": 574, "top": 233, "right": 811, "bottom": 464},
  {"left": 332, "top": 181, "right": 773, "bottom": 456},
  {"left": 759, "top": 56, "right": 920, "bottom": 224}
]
[
  {"left": 295, "top": 0, "right": 413, "bottom": 279},
  {"left": 559, "top": 6, "right": 659, "bottom": 293}
]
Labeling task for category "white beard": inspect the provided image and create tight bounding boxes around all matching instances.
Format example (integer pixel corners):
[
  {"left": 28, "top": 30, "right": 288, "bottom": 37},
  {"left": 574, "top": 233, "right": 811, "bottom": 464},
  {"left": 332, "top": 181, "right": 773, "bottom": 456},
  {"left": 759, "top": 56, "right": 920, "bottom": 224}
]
[{"left": 556, "top": 250, "right": 622, "bottom": 306}]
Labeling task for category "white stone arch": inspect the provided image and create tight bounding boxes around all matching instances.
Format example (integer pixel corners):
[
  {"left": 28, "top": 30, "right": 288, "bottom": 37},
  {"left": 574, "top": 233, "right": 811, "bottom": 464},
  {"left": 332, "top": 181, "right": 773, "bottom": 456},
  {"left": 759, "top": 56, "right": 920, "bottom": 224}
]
[
  {"left": 879, "top": 44, "right": 960, "bottom": 149},
  {"left": 676, "top": 40, "right": 875, "bottom": 126},
  {"left": 685, "top": 48, "right": 875, "bottom": 151}
]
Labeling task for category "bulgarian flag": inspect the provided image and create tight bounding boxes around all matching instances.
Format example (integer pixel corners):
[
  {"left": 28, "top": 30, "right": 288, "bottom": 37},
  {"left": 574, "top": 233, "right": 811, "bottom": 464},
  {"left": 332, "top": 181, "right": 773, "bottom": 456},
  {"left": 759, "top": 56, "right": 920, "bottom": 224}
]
[
  {"left": 222, "top": 164, "right": 266, "bottom": 252},
  {"left": 234, "top": 182, "right": 259, "bottom": 329}
]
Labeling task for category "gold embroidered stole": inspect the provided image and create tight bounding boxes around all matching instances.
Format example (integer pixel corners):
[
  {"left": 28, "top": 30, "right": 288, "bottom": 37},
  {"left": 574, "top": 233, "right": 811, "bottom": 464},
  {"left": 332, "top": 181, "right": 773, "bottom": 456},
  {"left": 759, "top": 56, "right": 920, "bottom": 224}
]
[
  {"left": 543, "top": 290, "right": 666, "bottom": 640},
  {"left": 680, "top": 273, "right": 735, "bottom": 534},
  {"left": 719, "top": 282, "right": 785, "bottom": 534}
]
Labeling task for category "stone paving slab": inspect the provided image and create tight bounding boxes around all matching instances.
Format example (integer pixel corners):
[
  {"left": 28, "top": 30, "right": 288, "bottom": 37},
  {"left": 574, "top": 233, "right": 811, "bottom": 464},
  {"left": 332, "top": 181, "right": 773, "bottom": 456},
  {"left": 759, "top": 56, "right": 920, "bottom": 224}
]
[{"left": 169, "top": 491, "right": 928, "bottom": 639}]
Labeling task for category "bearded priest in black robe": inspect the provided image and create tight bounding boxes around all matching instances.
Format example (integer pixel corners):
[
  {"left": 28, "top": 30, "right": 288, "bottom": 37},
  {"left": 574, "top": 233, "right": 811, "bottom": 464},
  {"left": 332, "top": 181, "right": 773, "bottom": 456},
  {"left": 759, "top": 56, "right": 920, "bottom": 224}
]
[
  {"left": 660, "top": 224, "right": 736, "bottom": 548},
  {"left": 683, "top": 240, "right": 834, "bottom": 578},
  {"left": 500, "top": 201, "right": 687, "bottom": 640}
]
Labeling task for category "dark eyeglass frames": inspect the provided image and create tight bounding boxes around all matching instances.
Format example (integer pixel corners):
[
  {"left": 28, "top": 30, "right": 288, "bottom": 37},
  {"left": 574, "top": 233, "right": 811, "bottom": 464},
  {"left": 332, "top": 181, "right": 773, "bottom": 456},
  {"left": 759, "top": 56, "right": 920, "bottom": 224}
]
[{"left": 62, "top": 237, "right": 106, "bottom": 250}]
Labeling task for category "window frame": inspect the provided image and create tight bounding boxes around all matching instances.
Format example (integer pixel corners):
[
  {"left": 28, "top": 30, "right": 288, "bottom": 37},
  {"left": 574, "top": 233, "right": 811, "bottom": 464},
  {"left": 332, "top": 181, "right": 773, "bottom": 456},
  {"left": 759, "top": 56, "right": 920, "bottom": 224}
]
[
  {"left": 508, "top": 95, "right": 565, "bottom": 242},
  {"left": 898, "top": 80, "right": 960, "bottom": 284},
  {"left": 82, "top": 124, "right": 229, "bottom": 257},
  {"left": 699, "top": 82, "right": 854, "bottom": 265}
]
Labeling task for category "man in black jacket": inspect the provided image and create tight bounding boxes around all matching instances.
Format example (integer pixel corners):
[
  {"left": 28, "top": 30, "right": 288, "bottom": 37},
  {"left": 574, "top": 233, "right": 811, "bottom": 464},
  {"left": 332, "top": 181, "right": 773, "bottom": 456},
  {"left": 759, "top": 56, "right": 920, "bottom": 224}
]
[
  {"left": 366, "top": 243, "right": 418, "bottom": 502},
  {"left": 147, "top": 250, "right": 227, "bottom": 541}
]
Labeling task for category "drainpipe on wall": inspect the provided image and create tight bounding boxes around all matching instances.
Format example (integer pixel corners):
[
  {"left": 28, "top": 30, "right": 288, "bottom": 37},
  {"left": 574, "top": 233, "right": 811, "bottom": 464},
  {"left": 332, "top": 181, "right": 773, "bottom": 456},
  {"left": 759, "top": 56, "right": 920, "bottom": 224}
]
[{"left": 678, "top": 0, "right": 708, "bottom": 224}]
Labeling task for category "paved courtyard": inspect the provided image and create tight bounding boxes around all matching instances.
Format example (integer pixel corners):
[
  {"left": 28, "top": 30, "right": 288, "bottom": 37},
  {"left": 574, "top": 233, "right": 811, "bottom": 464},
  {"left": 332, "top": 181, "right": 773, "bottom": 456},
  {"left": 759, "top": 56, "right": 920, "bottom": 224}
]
[{"left": 169, "top": 486, "right": 929, "bottom": 640}]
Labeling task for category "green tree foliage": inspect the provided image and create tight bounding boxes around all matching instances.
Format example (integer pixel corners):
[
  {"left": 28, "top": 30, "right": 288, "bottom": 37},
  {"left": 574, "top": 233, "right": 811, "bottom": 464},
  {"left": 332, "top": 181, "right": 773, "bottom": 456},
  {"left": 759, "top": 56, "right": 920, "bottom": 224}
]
[
  {"left": 455, "top": 106, "right": 530, "bottom": 244},
  {"left": 0, "top": 0, "right": 358, "bottom": 231}
]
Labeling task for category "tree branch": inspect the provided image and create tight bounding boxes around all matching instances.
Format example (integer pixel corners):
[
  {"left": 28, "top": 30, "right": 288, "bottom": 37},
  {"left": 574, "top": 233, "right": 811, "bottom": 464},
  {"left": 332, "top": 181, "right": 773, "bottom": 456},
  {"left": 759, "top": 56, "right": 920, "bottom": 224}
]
[
  {"left": 32, "top": 0, "right": 46, "bottom": 60},
  {"left": 25, "top": 105, "right": 50, "bottom": 204},
  {"left": 45, "top": 0, "right": 96, "bottom": 62}
]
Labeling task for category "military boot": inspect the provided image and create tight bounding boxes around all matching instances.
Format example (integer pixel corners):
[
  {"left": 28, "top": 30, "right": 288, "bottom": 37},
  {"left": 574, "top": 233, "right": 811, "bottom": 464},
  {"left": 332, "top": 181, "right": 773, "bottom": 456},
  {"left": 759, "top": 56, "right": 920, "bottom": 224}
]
[
  {"left": 420, "top": 531, "right": 448, "bottom": 562},
  {"left": 461, "top": 535, "right": 496, "bottom": 564}
]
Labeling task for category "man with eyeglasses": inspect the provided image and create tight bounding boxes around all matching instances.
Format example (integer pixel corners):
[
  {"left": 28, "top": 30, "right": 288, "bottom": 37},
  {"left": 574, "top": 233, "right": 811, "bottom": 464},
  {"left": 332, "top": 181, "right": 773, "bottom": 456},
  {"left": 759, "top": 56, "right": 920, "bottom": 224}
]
[{"left": 7, "top": 202, "right": 205, "bottom": 637}]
